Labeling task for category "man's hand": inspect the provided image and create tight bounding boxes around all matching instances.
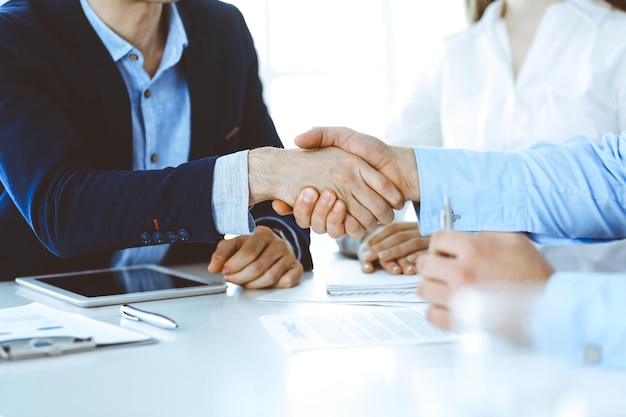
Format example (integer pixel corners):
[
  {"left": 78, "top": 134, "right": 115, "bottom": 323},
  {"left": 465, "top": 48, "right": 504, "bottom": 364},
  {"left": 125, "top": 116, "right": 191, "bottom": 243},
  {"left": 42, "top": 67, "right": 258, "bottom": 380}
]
[
  {"left": 250, "top": 144, "right": 405, "bottom": 239},
  {"left": 294, "top": 127, "right": 420, "bottom": 202},
  {"left": 358, "top": 222, "right": 429, "bottom": 275},
  {"left": 417, "top": 231, "right": 554, "bottom": 330},
  {"left": 271, "top": 127, "right": 419, "bottom": 237},
  {"left": 207, "top": 226, "right": 303, "bottom": 289},
  {"left": 273, "top": 187, "right": 351, "bottom": 238}
]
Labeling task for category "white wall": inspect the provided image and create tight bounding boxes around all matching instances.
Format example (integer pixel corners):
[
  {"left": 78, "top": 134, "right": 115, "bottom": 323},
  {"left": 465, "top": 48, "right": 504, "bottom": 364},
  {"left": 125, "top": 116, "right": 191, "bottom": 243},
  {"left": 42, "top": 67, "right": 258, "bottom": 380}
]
[{"left": 227, "top": 0, "right": 467, "bottom": 146}]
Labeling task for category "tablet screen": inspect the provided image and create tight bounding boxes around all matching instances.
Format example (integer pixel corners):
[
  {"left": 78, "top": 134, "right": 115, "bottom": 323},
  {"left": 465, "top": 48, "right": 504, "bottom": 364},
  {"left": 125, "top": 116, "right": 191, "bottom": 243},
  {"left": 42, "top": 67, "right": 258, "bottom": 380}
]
[{"left": 33, "top": 268, "right": 207, "bottom": 297}]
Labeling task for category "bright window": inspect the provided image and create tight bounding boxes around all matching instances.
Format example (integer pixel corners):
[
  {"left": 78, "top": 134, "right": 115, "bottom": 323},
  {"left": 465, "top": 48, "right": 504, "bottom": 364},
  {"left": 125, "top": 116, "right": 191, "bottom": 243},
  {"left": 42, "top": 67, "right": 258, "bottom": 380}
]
[{"left": 227, "top": 0, "right": 467, "bottom": 147}]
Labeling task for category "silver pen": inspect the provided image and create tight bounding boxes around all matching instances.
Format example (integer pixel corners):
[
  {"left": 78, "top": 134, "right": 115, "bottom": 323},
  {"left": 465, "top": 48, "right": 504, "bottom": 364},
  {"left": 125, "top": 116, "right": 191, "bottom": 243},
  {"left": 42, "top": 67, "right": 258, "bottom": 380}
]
[
  {"left": 440, "top": 195, "right": 454, "bottom": 230},
  {"left": 120, "top": 304, "right": 179, "bottom": 330}
]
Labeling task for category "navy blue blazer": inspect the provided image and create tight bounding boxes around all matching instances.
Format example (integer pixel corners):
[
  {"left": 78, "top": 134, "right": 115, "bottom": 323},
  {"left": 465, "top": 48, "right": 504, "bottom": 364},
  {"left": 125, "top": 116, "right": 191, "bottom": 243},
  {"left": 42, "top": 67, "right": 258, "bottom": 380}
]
[{"left": 0, "top": 0, "right": 313, "bottom": 280}]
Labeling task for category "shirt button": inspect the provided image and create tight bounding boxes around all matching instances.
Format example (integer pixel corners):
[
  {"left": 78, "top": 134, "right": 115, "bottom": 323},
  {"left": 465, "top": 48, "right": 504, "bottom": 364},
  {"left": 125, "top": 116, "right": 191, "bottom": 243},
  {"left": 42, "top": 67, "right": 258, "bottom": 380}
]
[
  {"left": 129, "top": 53, "right": 139, "bottom": 61},
  {"left": 144, "top": 89, "right": 151, "bottom": 99},
  {"left": 150, "top": 153, "right": 158, "bottom": 163}
]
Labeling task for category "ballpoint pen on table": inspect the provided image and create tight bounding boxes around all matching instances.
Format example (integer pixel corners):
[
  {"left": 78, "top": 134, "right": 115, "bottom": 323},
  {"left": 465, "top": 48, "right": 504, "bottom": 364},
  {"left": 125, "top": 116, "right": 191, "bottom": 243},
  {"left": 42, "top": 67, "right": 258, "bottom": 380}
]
[
  {"left": 120, "top": 304, "right": 179, "bottom": 330},
  {"left": 440, "top": 195, "right": 454, "bottom": 230}
]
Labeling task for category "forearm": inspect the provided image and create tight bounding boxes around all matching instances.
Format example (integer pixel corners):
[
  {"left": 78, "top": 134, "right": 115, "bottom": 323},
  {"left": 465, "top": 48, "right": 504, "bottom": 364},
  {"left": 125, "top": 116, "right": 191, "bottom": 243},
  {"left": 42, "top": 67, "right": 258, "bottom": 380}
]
[
  {"left": 414, "top": 133, "right": 626, "bottom": 239},
  {"left": 18, "top": 159, "right": 221, "bottom": 257}
]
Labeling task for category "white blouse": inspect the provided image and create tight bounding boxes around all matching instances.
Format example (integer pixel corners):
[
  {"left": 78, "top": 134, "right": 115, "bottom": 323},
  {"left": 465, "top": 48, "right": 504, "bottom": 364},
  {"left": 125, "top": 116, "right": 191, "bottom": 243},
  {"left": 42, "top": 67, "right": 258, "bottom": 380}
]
[{"left": 385, "top": 0, "right": 626, "bottom": 150}]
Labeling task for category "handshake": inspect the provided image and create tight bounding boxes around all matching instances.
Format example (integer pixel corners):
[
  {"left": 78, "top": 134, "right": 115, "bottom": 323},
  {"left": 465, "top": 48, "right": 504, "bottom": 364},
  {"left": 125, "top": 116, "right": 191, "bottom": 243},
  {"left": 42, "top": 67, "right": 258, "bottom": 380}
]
[{"left": 248, "top": 127, "right": 421, "bottom": 238}]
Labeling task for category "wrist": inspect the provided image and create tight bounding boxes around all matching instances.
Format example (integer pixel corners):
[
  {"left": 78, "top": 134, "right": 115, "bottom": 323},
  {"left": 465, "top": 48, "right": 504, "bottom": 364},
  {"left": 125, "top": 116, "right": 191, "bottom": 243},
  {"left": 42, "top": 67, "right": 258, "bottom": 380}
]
[
  {"left": 390, "top": 146, "right": 420, "bottom": 202},
  {"left": 248, "top": 147, "right": 283, "bottom": 205}
]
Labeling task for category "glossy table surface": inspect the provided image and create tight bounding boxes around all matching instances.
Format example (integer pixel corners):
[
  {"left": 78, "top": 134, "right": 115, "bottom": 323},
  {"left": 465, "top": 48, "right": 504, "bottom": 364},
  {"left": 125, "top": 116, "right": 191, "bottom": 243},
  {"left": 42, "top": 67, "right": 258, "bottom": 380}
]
[{"left": 1, "top": 238, "right": 626, "bottom": 417}]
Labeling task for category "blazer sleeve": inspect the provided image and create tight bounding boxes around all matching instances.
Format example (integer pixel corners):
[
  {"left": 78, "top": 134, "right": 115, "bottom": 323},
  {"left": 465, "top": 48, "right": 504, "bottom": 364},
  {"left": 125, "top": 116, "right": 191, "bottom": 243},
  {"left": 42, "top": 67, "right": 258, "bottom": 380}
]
[{"left": 0, "top": 17, "right": 223, "bottom": 258}]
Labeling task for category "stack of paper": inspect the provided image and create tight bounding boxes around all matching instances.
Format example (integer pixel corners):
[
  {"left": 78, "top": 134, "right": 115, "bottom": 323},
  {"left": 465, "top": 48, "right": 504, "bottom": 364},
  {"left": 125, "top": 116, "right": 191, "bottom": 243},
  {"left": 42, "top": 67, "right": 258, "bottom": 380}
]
[
  {"left": 324, "top": 258, "right": 421, "bottom": 294},
  {"left": 326, "top": 271, "right": 421, "bottom": 294}
]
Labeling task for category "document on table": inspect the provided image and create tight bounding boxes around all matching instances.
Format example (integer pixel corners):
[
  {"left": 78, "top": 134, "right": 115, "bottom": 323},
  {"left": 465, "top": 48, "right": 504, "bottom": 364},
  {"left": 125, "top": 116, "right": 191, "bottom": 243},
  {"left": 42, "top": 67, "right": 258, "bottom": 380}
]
[
  {"left": 326, "top": 259, "right": 421, "bottom": 293},
  {"left": 256, "top": 258, "right": 425, "bottom": 306},
  {"left": 0, "top": 302, "right": 153, "bottom": 360},
  {"left": 260, "top": 307, "right": 456, "bottom": 352}
]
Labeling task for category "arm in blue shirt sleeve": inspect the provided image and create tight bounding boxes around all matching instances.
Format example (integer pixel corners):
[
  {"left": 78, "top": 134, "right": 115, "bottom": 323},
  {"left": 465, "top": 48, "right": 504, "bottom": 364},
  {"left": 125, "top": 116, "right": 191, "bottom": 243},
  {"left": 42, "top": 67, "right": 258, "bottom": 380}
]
[
  {"left": 529, "top": 272, "right": 626, "bottom": 369},
  {"left": 212, "top": 150, "right": 255, "bottom": 236},
  {"left": 414, "top": 132, "right": 626, "bottom": 240}
]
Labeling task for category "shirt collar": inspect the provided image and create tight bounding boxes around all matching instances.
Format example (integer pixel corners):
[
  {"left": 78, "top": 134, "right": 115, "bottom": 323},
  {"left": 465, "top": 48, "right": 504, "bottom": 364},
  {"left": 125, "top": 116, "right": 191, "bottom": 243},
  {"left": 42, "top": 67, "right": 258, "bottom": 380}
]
[
  {"left": 477, "top": 0, "right": 611, "bottom": 29},
  {"left": 564, "top": 0, "right": 613, "bottom": 28},
  {"left": 159, "top": 5, "right": 188, "bottom": 73},
  {"left": 79, "top": 0, "right": 188, "bottom": 65}
]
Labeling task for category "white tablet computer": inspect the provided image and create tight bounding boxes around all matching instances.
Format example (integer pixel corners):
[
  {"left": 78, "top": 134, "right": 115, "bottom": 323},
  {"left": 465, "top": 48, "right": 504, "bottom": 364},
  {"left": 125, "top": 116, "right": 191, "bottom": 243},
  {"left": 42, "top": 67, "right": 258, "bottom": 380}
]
[{"left": 15, "top": 264, "right": 227, "bottom": 307}]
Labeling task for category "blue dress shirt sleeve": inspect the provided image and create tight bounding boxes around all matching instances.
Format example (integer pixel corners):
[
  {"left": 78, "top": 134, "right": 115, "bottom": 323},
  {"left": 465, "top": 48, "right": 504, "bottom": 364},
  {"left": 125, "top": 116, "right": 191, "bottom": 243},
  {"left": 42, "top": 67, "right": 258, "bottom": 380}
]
[
  {"left": 528, "top": 272, "right": 626, "bottom": 369},
  {"left": 414, "top": 132, "right": 626, "bottom": 241},
  {"left": 213, "top": 150, "right": 255, "bottom": 235}
]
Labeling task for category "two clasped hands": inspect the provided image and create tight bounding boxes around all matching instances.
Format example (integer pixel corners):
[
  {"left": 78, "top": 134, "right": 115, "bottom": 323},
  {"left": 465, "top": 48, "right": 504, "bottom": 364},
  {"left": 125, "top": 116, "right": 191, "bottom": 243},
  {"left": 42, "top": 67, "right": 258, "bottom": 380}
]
[{"left": 250, "top": 127, "right": 554, "bottom": 330}]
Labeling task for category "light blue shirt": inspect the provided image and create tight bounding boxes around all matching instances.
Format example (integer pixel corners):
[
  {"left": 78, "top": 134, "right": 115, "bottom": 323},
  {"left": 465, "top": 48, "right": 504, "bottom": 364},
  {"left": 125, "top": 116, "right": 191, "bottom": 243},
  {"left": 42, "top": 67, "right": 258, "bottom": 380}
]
[
  {"left": 414, "top": 132, "right": 626, "bottom": 368},
  {"left": 414, "top": 131, "right": 626, "bottom": 244},
  {"left": 80, "top": 1, "right": 253, "bottom": 266},
  {"left": 530, "top": 272, "right": 626, "bottom": 369}
]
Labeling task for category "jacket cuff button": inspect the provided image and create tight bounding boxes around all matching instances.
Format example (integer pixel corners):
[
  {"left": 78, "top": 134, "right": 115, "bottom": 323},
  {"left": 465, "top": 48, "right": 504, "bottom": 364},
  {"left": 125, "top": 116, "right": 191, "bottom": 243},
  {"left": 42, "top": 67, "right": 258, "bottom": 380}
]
[
  {"left": 152, "top": 231, "right": 166, "bottom": 244},
  {"left": 139, "top": 232, "right": 152, "bottom": 245},
  {"left": 177, "top": 229, "right": 190, "bottom": 241}
]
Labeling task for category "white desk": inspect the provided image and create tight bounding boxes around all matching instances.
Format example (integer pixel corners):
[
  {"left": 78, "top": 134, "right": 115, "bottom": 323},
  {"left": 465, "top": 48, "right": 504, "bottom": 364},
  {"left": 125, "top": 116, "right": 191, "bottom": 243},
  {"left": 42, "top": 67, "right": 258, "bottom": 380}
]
[{"left": 1, "top": 242, "right": 626, "bottom": 417}]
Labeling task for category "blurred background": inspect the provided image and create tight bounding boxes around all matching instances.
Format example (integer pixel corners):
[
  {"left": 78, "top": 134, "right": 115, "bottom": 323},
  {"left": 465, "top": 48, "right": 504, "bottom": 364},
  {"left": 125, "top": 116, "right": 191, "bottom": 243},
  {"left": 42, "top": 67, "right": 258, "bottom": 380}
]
[{"left": 228, "top": 0, "right": 466, "bottom": 146}]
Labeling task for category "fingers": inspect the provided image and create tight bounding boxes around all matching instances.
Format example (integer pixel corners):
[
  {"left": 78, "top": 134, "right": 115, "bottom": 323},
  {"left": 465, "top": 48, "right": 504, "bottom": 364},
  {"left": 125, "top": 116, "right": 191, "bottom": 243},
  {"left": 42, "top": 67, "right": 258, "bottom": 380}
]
[
  {"left": 294, "top": 127, "right": 354, "bottom": 150},
  {"left": 366, "top": 222, "right": 421, "bottom": 246},
  {"left": 291, "top": 188, "right": 353, "bottom": 238},
  {"left": 271, "top": 266, "right": 305, "bottom": 288},
  {"left": 425, "top": 305, "right": 451, "bottom": 330},
  {"left": 310, "top": 190, "right": 337, "bottom": 234},
  {"left": 416, "top": 251, "right": 462, "bottom": 287},
  {"left": 210, "top": 226, "right": 304, "bottom": 289},
  {"left": 294, "top": 127, "right": 388, "bottom": 171},
  {"left": 359, "top": 257, "right": 375, "bottom": 273},
  {"left": 394, "top": 256, "right": 417, "bottom": 275},
  {"left": 291, "top": 187, "right": 320, "bottom": 229},
  {"left": 295, "top": 128, "right": 405, "bottom": 212},
  {"left": 208, "top": 236, "right": 240, "bottom": 274},
  {"left": 370, "top": 234, "right": 429, "bottom": 263},
  {"left": 378, "top": 258, "right": 403, "bottom": 275},
  {"left": 417, "top": 278, "right": 451, "bottom": 306},
  {"left": 428, "top": 230, "right": 477, "bottom": 258},
  {"left": 359, "top": 163, "right": 405, "bottom": 212},
  {"left": 356, "top": 224, "right": 426, "bottom": 274},
  {"left": 271, "top": 200, "right": 293, "bottom": 216},
  {"left": 344, "top": 214, "right": 366, "bottom": 239},
  {"left": 238, "top": 256, "right": 304, "bottom": 290}
]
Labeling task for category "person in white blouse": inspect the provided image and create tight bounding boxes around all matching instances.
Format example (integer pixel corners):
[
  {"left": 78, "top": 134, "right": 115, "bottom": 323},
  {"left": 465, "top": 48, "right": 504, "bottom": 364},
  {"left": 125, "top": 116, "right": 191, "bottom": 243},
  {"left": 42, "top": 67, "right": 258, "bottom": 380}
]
[{"left": 341, "top": 0, "right": 626, "bottom": 276}]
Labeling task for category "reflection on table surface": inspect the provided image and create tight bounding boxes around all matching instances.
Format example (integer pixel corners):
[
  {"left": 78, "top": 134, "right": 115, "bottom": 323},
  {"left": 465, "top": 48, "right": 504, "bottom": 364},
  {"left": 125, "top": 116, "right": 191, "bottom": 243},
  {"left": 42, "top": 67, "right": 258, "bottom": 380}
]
[{"left": 0, "top": 235, "right": 625, "bottom": 417}]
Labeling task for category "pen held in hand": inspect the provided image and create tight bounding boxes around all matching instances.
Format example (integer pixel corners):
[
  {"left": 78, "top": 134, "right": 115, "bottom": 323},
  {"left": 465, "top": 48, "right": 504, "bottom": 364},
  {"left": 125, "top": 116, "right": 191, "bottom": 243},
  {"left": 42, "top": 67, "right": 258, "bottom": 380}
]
[
  {"left": 440, "top": 195, "right": 454, "bottom": 231},
  {"left": 120, "top": 304, "right": 179, "bottom": 330}
]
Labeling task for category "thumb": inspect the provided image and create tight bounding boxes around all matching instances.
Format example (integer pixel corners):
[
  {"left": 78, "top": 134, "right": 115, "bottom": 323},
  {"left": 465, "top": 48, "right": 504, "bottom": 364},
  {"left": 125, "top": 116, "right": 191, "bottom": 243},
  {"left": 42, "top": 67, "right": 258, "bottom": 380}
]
[
  {"left": 272, "top": 200, "right": 293, "bottom": 215},
  {"left": 294, "top": 127, "right": 355, "bottom": 149},
  {"left": 208, "top": 237, "right": 240, "bottom": 273},
  {"left": 295, "top": 127, "right": 388, "bottom": 169}
]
